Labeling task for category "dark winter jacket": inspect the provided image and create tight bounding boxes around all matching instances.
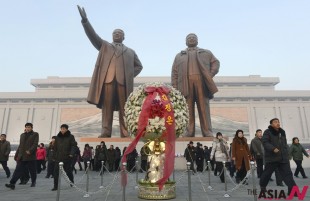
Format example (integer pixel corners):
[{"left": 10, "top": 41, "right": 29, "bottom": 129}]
[
  {"left": 0, "top": 140, "right": 11, "bottom": 161},
  {"left": 17, "top": 131, "right": 39, "bottom": 161},
  {"left": 53, "top": 130, "right": 77, "bottom": 162},
  {"left": 262, "top": 126, "right": 289, "bottom": 163},
  {"left": 196, "top": 146, "right": 205, "bottom": 162},
  {"left": 115, "top": 148, "right": 121, "bottom": 161},
  {"left": 289, "top": 143, "right": 309, "bottom": 161},
  {"left": 250, "top": 136, "right": 264, "bottom": 160},
  {"left": 46, "top": 142, "right": 55, "bottom": 161},
  {"left": 184, "top": 145, "right": 196, "bottom": 162},
  {"left": 127, "top": 149, "right": 138, "bottom": 161},
  {"left": 107, "top": 148, "right": 116, "bottom": 162},
  {"left": 95, "top": 145, "right": 108, "bottom": 161},
  {"left": 140, "top": 146, "right": 151, "bottom": 161}
]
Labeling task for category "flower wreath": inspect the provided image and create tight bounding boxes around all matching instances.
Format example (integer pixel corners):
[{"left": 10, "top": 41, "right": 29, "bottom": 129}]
[
  {"left": 122, "top": 82, "right": 189, "bottom": 190},
  {"left": 124, "top": 82, "right": 189, "bottom": 139}
]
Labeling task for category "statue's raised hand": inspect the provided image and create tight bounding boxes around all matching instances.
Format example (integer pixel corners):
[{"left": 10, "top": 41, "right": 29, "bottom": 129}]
[{"left": 77, "top": 5, "right": 87, "bottom": 22}]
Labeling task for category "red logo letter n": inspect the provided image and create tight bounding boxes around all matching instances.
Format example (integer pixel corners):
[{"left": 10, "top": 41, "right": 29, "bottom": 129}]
[{"left": 287, "top": 186, "right": 308, "bottom": 200}]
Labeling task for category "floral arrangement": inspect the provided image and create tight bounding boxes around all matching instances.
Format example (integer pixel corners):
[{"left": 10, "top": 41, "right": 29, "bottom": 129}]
[{"left": 124, "top": 82, "right": 189, "bottom": 139}]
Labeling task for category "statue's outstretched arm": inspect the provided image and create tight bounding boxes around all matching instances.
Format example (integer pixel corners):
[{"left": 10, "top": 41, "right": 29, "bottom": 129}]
[{"left": 77, "top": 5, "right": 104, "bottom": 51}]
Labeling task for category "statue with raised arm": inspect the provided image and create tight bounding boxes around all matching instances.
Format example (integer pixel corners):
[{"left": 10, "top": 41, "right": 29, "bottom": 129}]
[
  {"left": 171, "top": 33, "right": 220, "bottom": 137},
  {"left": 77, "top": 5, "right": 143, "bottom": 138}
]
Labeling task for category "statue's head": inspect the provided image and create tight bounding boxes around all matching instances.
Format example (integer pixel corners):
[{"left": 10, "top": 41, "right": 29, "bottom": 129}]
[
  {"left": 186, "top": 33, "right": 198, "bottom": 48},
  {"left": 113, "top": 29, "right": 125, "bottom": 43}
]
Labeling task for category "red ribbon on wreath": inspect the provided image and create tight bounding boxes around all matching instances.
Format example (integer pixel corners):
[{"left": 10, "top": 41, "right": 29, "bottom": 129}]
[{"left": 121, "top": 86, "right": 176, "bottom": 191}]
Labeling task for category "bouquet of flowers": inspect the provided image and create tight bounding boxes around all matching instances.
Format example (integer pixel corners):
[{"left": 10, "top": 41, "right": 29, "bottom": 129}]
[{"left": 124, "top": 82, "right": 189, "bottom": 139}]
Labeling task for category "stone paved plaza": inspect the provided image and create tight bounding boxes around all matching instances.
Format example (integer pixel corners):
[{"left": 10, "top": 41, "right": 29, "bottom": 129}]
[{"left": 1, "top": 163, "right": 310, "bottom": 201}]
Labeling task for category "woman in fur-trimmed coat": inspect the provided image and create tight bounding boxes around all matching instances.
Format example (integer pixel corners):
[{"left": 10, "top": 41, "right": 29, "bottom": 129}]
[{"left": 232, "top": 129, "right": 251, "bottom": 184}]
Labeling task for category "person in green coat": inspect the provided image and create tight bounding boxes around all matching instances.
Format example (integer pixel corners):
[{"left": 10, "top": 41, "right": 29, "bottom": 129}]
[{"left": 289, "top": 137, "right": 309, "bottom": 178}]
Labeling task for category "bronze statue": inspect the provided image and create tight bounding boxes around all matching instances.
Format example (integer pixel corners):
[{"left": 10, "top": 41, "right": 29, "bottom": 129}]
[
  {"left": 77, "top": 6, "right": 143, "bottom": 138},
  {"left": 171, "top": 33, "right": 219, "bottom": 137}
]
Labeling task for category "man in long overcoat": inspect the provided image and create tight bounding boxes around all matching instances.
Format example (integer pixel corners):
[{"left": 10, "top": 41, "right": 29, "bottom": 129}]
[
  {"left": 171, "top": 33, "right": 219, "bottom": 137},
  {"left": 51, "top": 124, "right": 77, "bottom": 191},
  {"left": 0, "top": 134, "right": 11, "bottom": 178},
  {"left": 5, "top": 123, "right": 39, "bottom": 190},
  {"left": 78, "top": 6, "right": 143, "bottom": 138}
]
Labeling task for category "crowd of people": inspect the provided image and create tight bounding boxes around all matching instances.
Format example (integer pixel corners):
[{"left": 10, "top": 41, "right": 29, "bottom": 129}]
[
  {"left": 183, "top": 118, "right": 309, "bottom": 196},
  {"left": 0, "top": 123, "right": 138, "bottom": 191},
  {"left": 0, "top": 118, "right": 309, "bottom": 196}
]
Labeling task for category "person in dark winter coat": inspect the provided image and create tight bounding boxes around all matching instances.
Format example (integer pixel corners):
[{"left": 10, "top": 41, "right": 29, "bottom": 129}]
[
  {"left": 289, "top": 137, "right": 309, "bottom": 178},
  {"left": 46, "top": 136, "right": 56, "bottom": 178},
  {"left": 107, "top": 145, "right": 116, "bottom": 172},
  {"left": 259, "top": 118, "right": 297, "bottom": 195},
  {"left": 13, "top": 147, "right": 30, "bottom": 185},
  {"left": 0, "top": 134, "right": 11, "bottom": 178},
  {"left": 114, "top": 147, "right": 121, "bottom": 171},
  {"left": 72, "top": 146, "right": 83, "bottom": 173},
  {"left": 196, "top": 143, "right": 205, "bottom": 172},
  {"left": 51, "top": 124, "right": 77, "bottom": 191},
  {"left": 127, "top": 148, "right": 138, "bottom": 171},
  {"left": 250, "top": 129, "right": 264, "bottom": 178},
  {"left": 184, "top": 141, "right": 196, "bottom": 173},
  {"left": 140, "top": 145, "right": 150, "bottom": 172},
  {"left": 140, "top": 145, "right": 151, "bottom": 172},
  {"left": 5, "top": 123, "right": 39, "bottom": 190},
  {"left": 95, "top": 141, "right": 108, "bottom": 172}
]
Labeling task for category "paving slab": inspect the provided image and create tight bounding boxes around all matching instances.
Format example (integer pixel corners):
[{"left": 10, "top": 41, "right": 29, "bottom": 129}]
[{"left": 1, "top": 165, "right": 309, "bottom": 201}]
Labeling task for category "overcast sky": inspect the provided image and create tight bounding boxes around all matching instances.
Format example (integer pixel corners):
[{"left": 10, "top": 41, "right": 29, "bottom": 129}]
[{"left": 1, "top": 0, "right": 310, "bottom": 92}]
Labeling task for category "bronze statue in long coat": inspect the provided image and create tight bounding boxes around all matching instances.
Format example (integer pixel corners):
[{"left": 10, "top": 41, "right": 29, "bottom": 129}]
[
  {"left": 78, "top": 6, "right": 143, "bottom": 138},
  {"left": 171, "top": 33, "right": 219, "bottom": 137}
]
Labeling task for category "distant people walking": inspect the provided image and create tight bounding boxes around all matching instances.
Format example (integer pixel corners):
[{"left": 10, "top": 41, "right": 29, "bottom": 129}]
[
  {"left": 72, "top": 146, "right": 83, "bottom": 173},
  {"left": 203, "top": 146, "right": 211, "bottom": 171},
  {"left": 195, "top": 143, "right": 205, "bottom": 172},
  {"left": 107, "top": 145, "right": 116, "bottom": 172},
  {"left": 140, "top": 145, "right": 150, "bottom": 172},
  {"left": 184, "top": 141, "right": 196, "bottom": 173},
  {"left": 46, "top": 136, "right": 56, "bottom": 178},
  {"left": 127, "top": 148, "right": 138, "bottom": 171},
  {"left": 36, "top": 143, "right": 46, "bottom": 174},
  {"left": 289, "top": 137, "right": 309, "bottom": 178},
  {"left": 5, "top": 123, "right": 39, "bottom": 190},
  {"left": 232, "top": 129, "right": 251, "bottom": 184},
  {"left": 259, "top": 118, "right": 297, "bottom": 195},
  {"left": 114, "top": 146, "right": 121, "bottom": 171},
  {"left": 82, "top": 144, "right": 92, "bottom": 171},
  {"left": 210, "top": 132, "right": 230, "bottom": 183},
  {"left": 95, "top": 141, "right": 108, "bottom": 172},
  {"left": 0, "top": 134, "right": 11, "bottom": 178}
]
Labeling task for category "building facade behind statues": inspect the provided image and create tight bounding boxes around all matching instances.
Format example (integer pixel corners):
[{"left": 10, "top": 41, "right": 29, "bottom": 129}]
[
  {"left": 171, "top": 33, "right": 219, "bottom": 137},
  {"left": 78, "top": 6, "right": 143, "bottom": 138}
]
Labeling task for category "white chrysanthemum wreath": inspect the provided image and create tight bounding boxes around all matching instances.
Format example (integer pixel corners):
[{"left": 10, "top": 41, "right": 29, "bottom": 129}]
[{"left": 124, "top": 82, "right": 189, "bottom": 139}]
